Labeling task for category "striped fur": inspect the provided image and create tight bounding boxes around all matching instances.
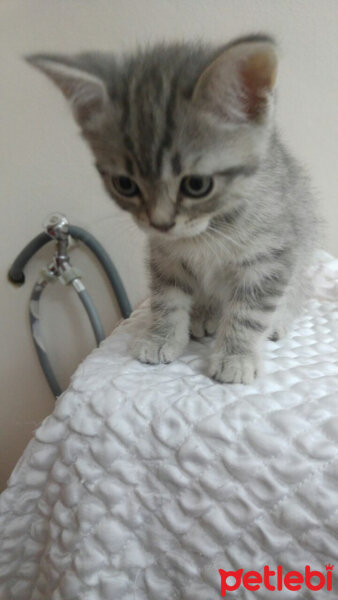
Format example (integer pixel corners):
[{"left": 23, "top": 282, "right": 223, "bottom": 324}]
[{"left": 29, "top": 35, "right": 318, "bottom": 383}]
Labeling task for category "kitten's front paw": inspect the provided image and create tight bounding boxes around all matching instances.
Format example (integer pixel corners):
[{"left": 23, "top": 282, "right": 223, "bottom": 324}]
[
  {"left": 132, "top": 335, "right": 183, "bottom": 365},
  {"left": 209, "top": 352, "right": 260, "bottom": 384},
  {"left": 268, "top": 322, "right": 288, "bottom": 342},
  {"left": 190, "top": 312, "right": 219, "bottom": 339}
]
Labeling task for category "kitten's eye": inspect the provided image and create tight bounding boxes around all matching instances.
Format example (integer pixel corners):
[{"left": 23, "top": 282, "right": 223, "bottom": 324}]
[
  {"left": 180, "top": 176, "right": 213, "bottom": 198},
  {"left": 112, "top": 176, "right": 139, "bottom": 197}
]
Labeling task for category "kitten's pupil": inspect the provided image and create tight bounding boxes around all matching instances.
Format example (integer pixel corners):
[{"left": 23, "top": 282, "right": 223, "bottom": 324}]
[
  {"left": 112, "top": 176, "right": 139, "bottom": 197},
  {"left": 181, "top": 176, "right": 213, "bottom": 198},
  {"left": 190, "top": 177, "right": 203, "bottom": 191},
  {"left": 119, "top": 176, "right": 134, "bottom": 191}
]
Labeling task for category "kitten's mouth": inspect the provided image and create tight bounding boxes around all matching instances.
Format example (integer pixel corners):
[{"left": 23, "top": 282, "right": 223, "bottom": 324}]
[
  {"left": 150, "top": 222, "right": 175, "bottom": 233},
  {"left": 151, "top": 223, "right": 210, "bottom": 240},
  {"left": 135, "top": 215, "right": 210, "bottom": 239}
]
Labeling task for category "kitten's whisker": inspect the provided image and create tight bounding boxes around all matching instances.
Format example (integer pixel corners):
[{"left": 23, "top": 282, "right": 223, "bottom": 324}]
[
  {"left": 203, "top": 229, "right": 231, "bottom": 255},
  {"left": 207, "top": 226, "right": 243, "bottom": 250},
  {"left": 200, "top": 231, "right": 223, "bottom": 262},
  {"left": 96, "top": 215, "right": 138, "bottom": 236}
]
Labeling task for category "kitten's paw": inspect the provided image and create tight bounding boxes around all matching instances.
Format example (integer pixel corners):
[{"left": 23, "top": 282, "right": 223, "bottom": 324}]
[
  {"left": 190, "top": 318, "right": 205, "bottom": 339},
  {"left": 209, "top": 352, "right": 260, "bottom": 384},
  {"left": 132, "top": 335, "right": 183, "bottom": 365},
  {"left": 190, "top": 313, "right": 219, "bottom": 339},
  {"left": 204, "top": 315, "right": 219, "bottom": 336},
  {"left": 268, "top": 322, "right": 289, "bottom": 342}
]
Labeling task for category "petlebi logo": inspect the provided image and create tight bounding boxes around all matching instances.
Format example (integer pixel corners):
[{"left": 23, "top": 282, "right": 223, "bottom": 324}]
[{"left": 219, "top": 564, "right": 334, "bottom": 596}]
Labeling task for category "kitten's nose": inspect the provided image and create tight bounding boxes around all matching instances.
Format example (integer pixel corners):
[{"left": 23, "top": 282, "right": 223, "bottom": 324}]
[{"left": 150, "top": 221, "right": 175, "bottom": 232}]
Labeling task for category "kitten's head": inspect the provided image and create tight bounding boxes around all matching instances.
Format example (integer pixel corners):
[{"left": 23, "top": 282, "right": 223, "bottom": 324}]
[{"left": 27, "top": 35, "right": 277, "bottom": 239}]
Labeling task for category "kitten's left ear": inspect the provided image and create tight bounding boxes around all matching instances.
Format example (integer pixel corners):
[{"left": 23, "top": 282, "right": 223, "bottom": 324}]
[
  {"left": 26, "top": 54, "right": 109, "bottom": 129},
  {"left": 193, "top": 37, "right": 278, "bottom": 123}
]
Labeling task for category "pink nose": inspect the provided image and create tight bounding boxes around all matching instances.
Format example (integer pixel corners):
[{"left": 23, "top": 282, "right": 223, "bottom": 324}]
[{"left": 150, "top": 221, "right": 175, "bottom": 232}]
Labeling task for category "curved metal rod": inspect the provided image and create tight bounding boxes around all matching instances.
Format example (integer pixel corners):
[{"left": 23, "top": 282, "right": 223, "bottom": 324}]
[
  {"left": 30, "top": 278, "right": 107, "bottom": 397},
  {"left": 72, "top": 279, "right": 106, "bottom": 345},
  {"left": 9, "top": 219, "right": 132, "bottom": 396},
  {"left": 8, "top": 233, "right": 51, "bottom": 285},
  {"left": 29, "top": 279, "right": 62, "bottom": 397},
  {"left": 8, "top": 225, "right": 132, "bottom": 318},
  {"left": 69, "top": 226, "right": 132, "bottom": 319}
]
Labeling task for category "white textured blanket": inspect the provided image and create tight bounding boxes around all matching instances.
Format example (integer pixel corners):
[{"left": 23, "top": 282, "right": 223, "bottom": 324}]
[{"left": 1, "top": 253, "right": 338, "bottom": 600}]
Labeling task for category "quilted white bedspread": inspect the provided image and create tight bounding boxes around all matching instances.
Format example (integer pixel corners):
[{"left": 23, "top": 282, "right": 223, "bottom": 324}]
[{"left": 1, "top": 252, "right": 338, "bottom": 600}]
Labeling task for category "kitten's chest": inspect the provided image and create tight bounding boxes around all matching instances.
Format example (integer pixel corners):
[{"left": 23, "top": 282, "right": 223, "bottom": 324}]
[{"left": 175, "top": 239, "right": 236, "bottom": 298}]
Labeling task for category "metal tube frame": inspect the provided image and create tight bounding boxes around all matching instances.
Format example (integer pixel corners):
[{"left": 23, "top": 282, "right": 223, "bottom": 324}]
[{"left": 8, "top": 213, "right": 132, "bottom": 397}]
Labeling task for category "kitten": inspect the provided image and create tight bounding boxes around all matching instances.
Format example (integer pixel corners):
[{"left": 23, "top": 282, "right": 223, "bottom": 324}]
[{"left": 28, "top": 34, "right": 318, "bottom": 383}]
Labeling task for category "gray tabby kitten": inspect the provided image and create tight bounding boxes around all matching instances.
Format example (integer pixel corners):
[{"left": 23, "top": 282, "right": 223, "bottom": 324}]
[{"left": 28, "top": 34, "right": 317, "bottom": 383}]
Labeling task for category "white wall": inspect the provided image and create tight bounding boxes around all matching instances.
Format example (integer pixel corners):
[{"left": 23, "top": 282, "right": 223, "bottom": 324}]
[{"left": 1, "top": 0, "right": 337, "bottom": 490}]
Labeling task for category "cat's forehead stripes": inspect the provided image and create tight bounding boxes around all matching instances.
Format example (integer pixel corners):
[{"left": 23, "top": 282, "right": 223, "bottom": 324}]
[
  {"left": 123, "top": 133, "right": 145, "bottom": 177},
  {"left": 124, "top": 155, "right": 134, "bottom": 176},
  {"left": 121, "top": 68, "right": 181, "bottom": 180},
  {"left": 108, "top": 45, "right": 228, "bottom": 182},
  {"left": 154, "top": 81, "right": 178, "bottom": 178},
  {"left": 171, "top": 152, "right": 182, "bottom": 176}
]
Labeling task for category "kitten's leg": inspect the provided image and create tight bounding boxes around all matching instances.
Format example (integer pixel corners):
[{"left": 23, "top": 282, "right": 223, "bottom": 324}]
[
  {"left": 133, "top": 286, "right": 192, "bottom": 365},
  {"left": 190, "top": 303, "right": 220, "bottom": 339},
  {"left": 268, "top": 267, "right": 308, "bottom": 341},
  {"left": 209, "top": 269, "right": 289, "bottom": 384}
]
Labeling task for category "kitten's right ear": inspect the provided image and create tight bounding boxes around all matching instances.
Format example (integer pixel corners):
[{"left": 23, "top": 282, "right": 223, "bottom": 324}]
[
  {"left": 193, "top": 37, "right": 278, "bottom": 124},
  {"left": 26, "top": 54, "right": 109, "bottom": 129}
]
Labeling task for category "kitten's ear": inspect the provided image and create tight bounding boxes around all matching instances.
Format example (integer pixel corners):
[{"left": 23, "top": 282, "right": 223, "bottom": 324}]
[
  {"left": 26, "top": 54, "right": 109, "bottom": 128},
  {"left": 193, "top": 38, "right": 278, "bottom": 123}
]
